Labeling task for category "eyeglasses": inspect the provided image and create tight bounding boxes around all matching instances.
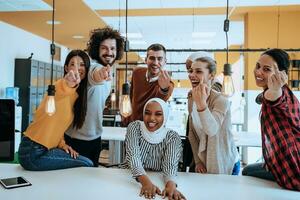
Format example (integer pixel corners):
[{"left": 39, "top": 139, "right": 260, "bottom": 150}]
[{"left": 147, "top": 56, "right": 165, "bottom": 62}]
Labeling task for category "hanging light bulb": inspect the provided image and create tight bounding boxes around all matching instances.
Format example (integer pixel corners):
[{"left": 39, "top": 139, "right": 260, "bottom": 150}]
[
  {"left": 46, "top": 0, "right": 56, "bottom": 116},
  {"left": 240, "top": 92, "right": 246, "bottom": 107},
  {"left": 119, "top": 40, "right": 132, "bottom": 117},
  {"left": 119, "top": 0, "right": 132, "bottom": 118},
  {"left": 45, "top": 85, "right": 56, "bottom": 116},
  {"left": 177, "top": 80, "right": 181, "bottom": 88},
  {"left": 221, "top": 0, "right": 235, "bottom": 97},
  {"left": 111, "top": 89, "right": 116, "bottom": 102},
  {"left": 119, "top": 82, "right": 132, "bottom": 117},
  {"left": 222, "top": 64, "right": 235, "bottom": 97}
]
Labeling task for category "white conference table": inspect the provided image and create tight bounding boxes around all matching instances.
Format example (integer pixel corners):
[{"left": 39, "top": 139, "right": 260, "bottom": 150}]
[
  {"left": 232, "top": 131, "right": 262, "bottom": 164},
  {"left": 101, "top": 126, "right": 187, "bottom": 164},
  {"left": 102, "top": 127, "right": 262, "bottom": 164},
  {"left": 233, "top": 131, "right": 261, "bottom": 147},
  {"left": 102, "top": 128, "right": 262, "bottom": 147},
  {"left": 102, "top": 127, "right": 126, "bottom": 141},
  {"left": 0, "top": 164, "right": 299, "bottom": 200},
  {"left": 102, "top": 127, "right": 126, "bottom": 164}
]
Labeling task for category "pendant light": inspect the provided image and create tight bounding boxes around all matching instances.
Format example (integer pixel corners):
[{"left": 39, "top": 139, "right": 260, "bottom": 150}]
[
  {"left": 45, "top": 0, "right": 56, "bottom": 116},
  {"left": 177, "top": 80, "right": 181, "bottom": 88},
  {"left": 110, "top": 71, "right": 116, "bottom": 103},
  {"left": 111, "top": 89, "right": 116, "bottom": 102},
  {"left": 119, "top": 0, "right": 132, "bottom": 117},
  {"left": 221, "top": 0, "right": 235, "bottom": 97}
]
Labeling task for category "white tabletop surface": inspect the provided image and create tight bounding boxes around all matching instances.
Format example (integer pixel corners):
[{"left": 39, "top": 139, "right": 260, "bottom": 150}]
[
  {"left": 102, "top": 127, "right": 127, "bottom": 141},
  {"left": 0, "top": 164, "right": 299, "bottom": 200},
  {"left": 102, "top": 126, "right": 186, "bottom": 141},
  {"left": 233, "top": 131, "right": 262, "bottom": 147},
  {"left": 102, "top": 127, "right": 262, "bottom": 148}
]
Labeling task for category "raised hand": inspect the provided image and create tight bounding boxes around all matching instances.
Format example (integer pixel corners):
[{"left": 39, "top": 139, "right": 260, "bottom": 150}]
[
  {"left": 64, "top": 70, "right": 80, "bottom": 88},
  {"left": 264, "top": 63, "right": 288, "bottom": 101},
  {"left": 267, "top": 63, "right": 288, "bottom": 91},
  {"left": 158, "top": 68, "right": 171, "bottom": 91},
  {"left": 99, "top": 65, "right": 111, "bottom": 81},
  {"left": 192, "top": 77, "right": 210, "bottom": 111},
  {"left": 94, "top": 65, "right": 111, "bottom": 82}
]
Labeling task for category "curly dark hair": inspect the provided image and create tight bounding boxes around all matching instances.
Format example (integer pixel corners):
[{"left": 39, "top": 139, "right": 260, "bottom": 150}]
[
  {"left": 87, "top": 26, "right": 125, "bottom": 64},
  {"left": 63, "top": 49, "right": 90, "bottom": 129}
]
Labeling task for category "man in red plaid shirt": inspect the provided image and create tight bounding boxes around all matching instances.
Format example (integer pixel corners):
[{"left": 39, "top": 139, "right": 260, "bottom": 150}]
[{"left": 243, "top": 48, "right": 300, "bottom": 191}]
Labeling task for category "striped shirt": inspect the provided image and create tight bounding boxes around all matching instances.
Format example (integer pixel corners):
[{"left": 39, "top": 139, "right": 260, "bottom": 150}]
[{"left": 125, "top": 121, "right": 182, "bottom": 183}]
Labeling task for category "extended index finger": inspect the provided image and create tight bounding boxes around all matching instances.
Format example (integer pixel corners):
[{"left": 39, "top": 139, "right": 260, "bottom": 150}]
[
  {"left": 163, "top": 70, "right": 170, "bottom": 79},
  {"left": 159, "top": 66, "right": 164, "bottom": 75},
  {"left": 102, "top": 65, "right": 110, "bottom": 73},
  {"left": 273, "top": 62, "right": 280, "bottom": 74},
  {"left": 68, "top": 70, "right": 76, "bottom": 79},
  {"left": 199, "top": 76, "right": 204, "bottom": 84},
  {"left": 106, "top": 64, "right": 111, "bottom": 71},
  {"left": 73, "top": 57, "right": 80, "bottom": 73}
]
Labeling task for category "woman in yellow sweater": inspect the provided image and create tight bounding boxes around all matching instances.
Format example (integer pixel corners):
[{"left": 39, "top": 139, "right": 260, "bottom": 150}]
[{"left": 18, "top": 50, "right": 94, "bottom": 170}]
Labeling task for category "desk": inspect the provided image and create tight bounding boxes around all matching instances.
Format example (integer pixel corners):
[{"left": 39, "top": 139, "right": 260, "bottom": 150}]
[
  {"left": 101, "top": 127, "right": 187, "bottom": 164},
  {"left": 102, "top": 127, "right": 126, "bottom": 164},
  {"left": 233, "top": 131, "right": 261, "bottom": 147},
  {"left": 233, "top": 131, "right": 261, "bottom": 164},
  {"left": 0, "top": 164, "right": 299, "bottom": 200},
  {"left": 102, "top": 128, "right": 263, "bottom": 165}
]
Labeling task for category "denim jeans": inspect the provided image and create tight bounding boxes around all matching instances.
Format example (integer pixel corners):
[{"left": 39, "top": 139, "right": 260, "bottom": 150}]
[
  {"left": 18, "top": 136, "right": 93, "bottom": 171},
  {"left": 231, "top": 160, "right": 241, "bottom": 175},
  {"left": 64, "top": 134, "right": 102, "bottom": 167},
  {"left": 242, "top": 162, "right": 275, "bottom": 181}
]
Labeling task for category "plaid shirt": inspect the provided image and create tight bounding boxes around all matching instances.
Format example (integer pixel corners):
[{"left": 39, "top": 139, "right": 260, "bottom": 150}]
[{"left": 261, "top": 85, "right": 300, "bottom": 191}]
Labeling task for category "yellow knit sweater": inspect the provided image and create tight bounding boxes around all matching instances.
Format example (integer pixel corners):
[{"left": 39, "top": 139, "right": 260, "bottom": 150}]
[{"left": 24, "top": 79, "right": 78, "bottom": 149}]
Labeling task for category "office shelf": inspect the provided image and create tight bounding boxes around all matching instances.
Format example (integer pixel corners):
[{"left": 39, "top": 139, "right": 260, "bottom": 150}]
[{"left": 14, "top": 58, "right": 63, "bottom": 132}]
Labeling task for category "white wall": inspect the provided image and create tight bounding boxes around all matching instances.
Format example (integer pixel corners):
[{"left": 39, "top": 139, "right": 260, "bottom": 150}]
[{"left": 0, "top": 21, "right": 70, "bottom": 97}]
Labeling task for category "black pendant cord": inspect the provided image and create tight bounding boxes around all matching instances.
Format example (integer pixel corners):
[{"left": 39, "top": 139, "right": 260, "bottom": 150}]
[
  {"left": 223, "top": 0, "right": 232, "bottom": 76},
  {"left": 121, "top": 0, "right": 130, "bottom": 96},
  {"left": 224, "top": 0, "right": 229, "bottom": 64},
  {"left": 50, "top": 0, "right": 55, "bottom": 86},
  {"left": 125, "top": 0, "right": 128, "bottom": 83},
  {"left": 47, "top": 0, "right": 56, "bottom": 96}
]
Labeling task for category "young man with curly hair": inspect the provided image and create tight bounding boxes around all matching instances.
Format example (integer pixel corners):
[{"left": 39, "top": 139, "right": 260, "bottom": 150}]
[{"left": 65, "top": 26, "right": 125, "bottom": 167}]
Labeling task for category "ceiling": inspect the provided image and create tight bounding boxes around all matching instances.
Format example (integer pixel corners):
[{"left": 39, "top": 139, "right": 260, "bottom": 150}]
[{"left": 0, "top": 0, "right": 300, "bottom": 65}]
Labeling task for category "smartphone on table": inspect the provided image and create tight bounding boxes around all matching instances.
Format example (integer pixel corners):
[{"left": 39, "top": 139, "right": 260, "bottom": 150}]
[{"left": 0, "top": 176, "right": 31, "bottom": 189}]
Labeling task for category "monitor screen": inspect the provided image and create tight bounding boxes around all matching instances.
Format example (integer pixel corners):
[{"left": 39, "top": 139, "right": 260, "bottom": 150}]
[{"left": 0, "top": 99, "right": 15, "bottom": 161}]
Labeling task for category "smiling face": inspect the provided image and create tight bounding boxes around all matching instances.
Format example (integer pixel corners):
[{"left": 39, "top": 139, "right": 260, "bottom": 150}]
[
  {"left": 188, "top": 61, "right": 213, "bottom": 88},
  {"left": 254, "top": 54, "right": 277, "bottom": 89},
  {"left": 145, "top": 50, "right": 166, "bottom": 78},
  {"left": 143, "top": 101, "right": 164, "bottom": 132},
  {"left": 99, "top": 38, "right": 117, "bottom": 66},
  {"left": 65, "top": 56, "right": 86, "bottom": 80}
]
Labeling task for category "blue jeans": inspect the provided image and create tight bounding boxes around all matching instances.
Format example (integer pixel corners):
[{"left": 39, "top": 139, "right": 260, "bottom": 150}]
[
  {"left": 242, "top": 162, "right": 275, "bottom": 181},
  {"left": 18, "top": 136, "right": 93, "bottom": 171},
  {"left": 231, "top": 161, "right": 241, "bottom": 175}
]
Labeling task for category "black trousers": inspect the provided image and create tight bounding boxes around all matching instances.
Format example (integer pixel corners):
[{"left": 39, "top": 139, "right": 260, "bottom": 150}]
[{"left": 64, "top": 134, "right": 102, "bottom": 167}]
